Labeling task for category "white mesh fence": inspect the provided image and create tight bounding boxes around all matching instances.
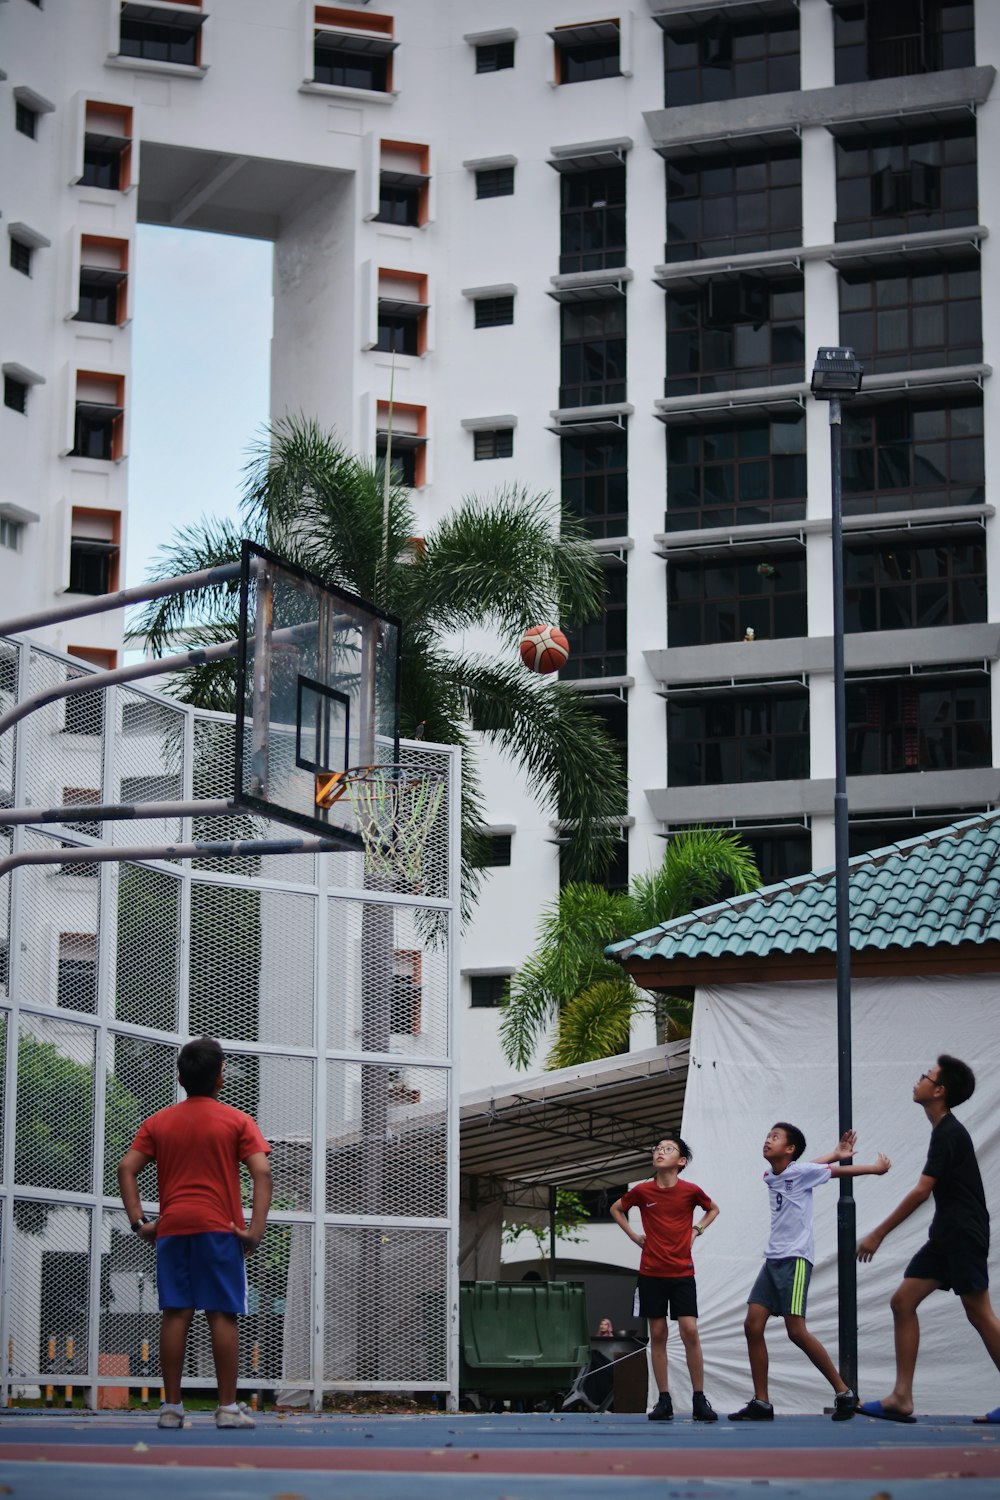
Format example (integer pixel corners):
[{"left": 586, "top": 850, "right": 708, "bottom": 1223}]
[{"left": 0, "top": 638, "right": 459, "bottom": 1406}]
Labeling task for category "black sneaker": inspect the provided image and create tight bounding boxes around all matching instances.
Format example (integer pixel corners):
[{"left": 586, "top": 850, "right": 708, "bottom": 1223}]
[
  {"left": 692, "top": 1392, "right": 718, "bottom": 1423},
  {"left": 832, "top": 1388, "right": 858, "bottom": 1422},
  {"left": 648, "top": 1392, "right": 674, "bottom": 1422},
  {"left": 729, "top": 1398, "right": 774, "bottom": 1422}
]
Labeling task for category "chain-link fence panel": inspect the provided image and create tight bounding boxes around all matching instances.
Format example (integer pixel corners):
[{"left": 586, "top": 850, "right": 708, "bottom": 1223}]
[
  {"left": 23, "top": 649, "right": 106, "bottom": 825},
  {"left": 100, "top": 1207, "right": 159, "bottom": 1382},
  {"left": 326, "top": 1060, "right": 448, "bottom": 1219},
  {"left": 326, "top": 898, "right": 450, "bottom": 1057},
  {"left": 189, "top": 883, "right": 316, "bottom": 1047},
  {"left": 8, "top": 1202, "right": 92, "bottom": 1382},
  {"left": 0, "top": 1009, "right": 7, "bottom": 1185},
  {"left": 112, "top": 688, "right": 185, "bottom": 849},
  {"left": 16, "top": 1013, "right": 95, "bottom": 1195},
  {"left": 324, "top": 1226, "right": 448, "bottom": 1384},
  {"left": 192, "top": 716, "right": 316, "bottom": 884},
  {"left": 17, "top": 829, "right": 100, "bottom": 1011},
  {"left": 113, "top": 864, "right": 182, "bottom": 1033},
  {"left": 223, "top": 1051, "right": 315, "bottom": 1212},
  {"left": 104, "top": 1034, "right": 178, "bottom": 1201}
]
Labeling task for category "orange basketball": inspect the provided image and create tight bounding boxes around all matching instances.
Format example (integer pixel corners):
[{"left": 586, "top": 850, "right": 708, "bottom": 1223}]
[{"left": 519, "top": 623, "right": 570, "bottom": 674}]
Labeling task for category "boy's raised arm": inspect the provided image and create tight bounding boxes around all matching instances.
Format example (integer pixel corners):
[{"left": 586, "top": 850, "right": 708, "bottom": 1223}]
[
  {"left": 813, "top": 1130, "right": 858, "bottom": 1165},
  {"left": 830, "top": 1152, "right": 892, "bottom": 1179}
]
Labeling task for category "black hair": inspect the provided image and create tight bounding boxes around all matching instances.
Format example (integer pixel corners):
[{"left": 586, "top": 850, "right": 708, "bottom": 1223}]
[
  {"left": 178, "top": 1036, "right": 224, "bottom": 1097},
  {"left": 771, "top": 1121, "right": 807, "bottom": 1160},
  {"left": 936, "top": 1054, "right": 976, "bottom": 1109},
  {"left": 655, "top": 1134, "right": 693, "bottom": 1171}
]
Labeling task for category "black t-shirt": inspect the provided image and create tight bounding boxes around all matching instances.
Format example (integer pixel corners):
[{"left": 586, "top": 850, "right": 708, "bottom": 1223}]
[{"left": 923, "top": 1112, "right": 990, "bottom": 1251}]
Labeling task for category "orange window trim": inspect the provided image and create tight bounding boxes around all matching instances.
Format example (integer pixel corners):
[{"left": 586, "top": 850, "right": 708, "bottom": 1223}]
[
  {"left": 84, "top": 101, "right": 134, "bottom": 190},
  {"left": 67, "top": 645, "right": 117, "bottom": 670},
  {"left": 316, "top": 5, "right": 393, "bottom": 34}
]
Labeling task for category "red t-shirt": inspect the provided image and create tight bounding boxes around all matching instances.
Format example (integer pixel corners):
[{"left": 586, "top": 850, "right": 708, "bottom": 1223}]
[
  {"left": 619, "top": 1177, "right": 712, "bottom": 1277},
  {"left": 131, "top": 1096, "right": 271, "bottom": 1237}
]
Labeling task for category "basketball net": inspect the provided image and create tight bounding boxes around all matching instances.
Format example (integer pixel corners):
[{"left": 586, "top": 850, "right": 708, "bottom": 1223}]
[{"left": 343, "top": 765, "right": 445, "bottom": 889}]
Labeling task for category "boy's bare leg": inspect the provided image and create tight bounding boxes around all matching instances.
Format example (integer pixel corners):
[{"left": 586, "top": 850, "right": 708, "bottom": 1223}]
[
  {"left": 160, "top": 1309, "right": 194, "bottom": 1405},
  {"left": 648, "top": 1316, "right": 669, "bottom": 1392},
  {"left": 866, "top": 1277, "right": 939, "bottom": 1417},
  {"left": 744, "top": 1304, "right": 771, "bottom": 1401},
  {"left": 960, "top": 1290, "right": 1000, "bottom": 1412},
  {"left": 206, "top": 1310, "right": 240, "bottom": 1407},
  {"left": 783, "top": 1315, "right": 849, "bottom": 1394},
  {"left": 677, "top": 1316, "right": 704, "bottom": 1390}
]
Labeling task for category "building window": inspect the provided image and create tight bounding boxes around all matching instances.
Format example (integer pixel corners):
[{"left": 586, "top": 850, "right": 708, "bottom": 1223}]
[
  {"left": 666, "top": 413, "right": 807, "bottom": 532},
  {"left": 57, "top": 934, "right": 98, "bottom": 1010},
  {"left": 561, "top": 830, "right": 629, "bottom": 893},
  {"left": 68, "top": 506, "right": 120, "bottom": 596},
  {"left": 553, "top": 21, "right": 621, "bottom": 84},
  {"left": 668, "top": 690, "right": 810, "bottom": 787},
  {"left": 844, "top": 536, "right": 986, "bottom": 632},
  {"left": 119, "top": 9, "right": 202, "bottom": 66},
  {"left": 741, "top": 828, "right": 812, "bottom": 884},
  {"left": 842, "top": 398, "right": 984, "bottom": 515},
  {"left": 376, "top": 182, "right": 419, "bottom": 225},
  {"left": 849, "top": 811, "right": 975, "bottom": 858},
  {"left": 80, "top": 103, "right": 133, "bottom": 191},
  {"left": 469, "top": 974, "right": 510, "bottom": 1008},
  {"left": 15, "top": 101, "right": 38, "bottom": 138},
  {"left": 77, "top": 270, "right": 122, "bottom": 326},
  {"left": 474, "top": 295, "right": 514, "bottom": 329},
  {"left": 663, "top": 12, "right": 799, "bottom": 106},
  {"left": 561, "top": 434, "right": 628, "bottom": 540},
  {"left": 835, "top": 124, "right": 977, "bottom": 242},
  {"left": 666, "top": 148, "right": 801, "bottom": 263},
  {"left": 4, "top": 378, "right": 28, "bottom": 415},
  {"left": 82, "top": 140, "right": 125, "bottom": 189},
  {"left": 0, "top": 518, "right": 22, "bottom": 552},
  {"left": 560, "top": 165, "right": 626, "bottom": 275},
  {"left": 846, "top": 674, "right": 990, "bottom": 775},
  {"left": 560, "top": 299, "right": 626, "bottom": 408},
  {"left": 476, "top": 166, "right": 514, "bottom": 199},
  {"left": 839, "top": 260, "right": 981, "bottom": 375},
  {"left": 73, "top": 407, "right": 118, "bottom": 460},
  {"left": 10, "top": 239, "right": 32, "bottom": 276},
  {"left": 476, "top": 40, "right": 514, "bottom": 73},
  {"left": 562, "top": 559, "right": 627, "bottom": 679},
  {"left": 473, "top": 428, "right": 513, "bottom": 460},
  {"left": 375, "top": 312, "right": 418, "bottom": 355},
  {"left": 478, "top": 835, "right": 512, "bottom": 868},
  {"left": 668, "top": 550, "right": 807, "bottom": 647},
  {"left": 833, "top": 0, "right": 975, "bottom": 85},
  {"left": 665, "top": 275, "right": 804, "bottom": 397},
  {"left": 315, "top": 42, "right": 388, "bottom": 90}
]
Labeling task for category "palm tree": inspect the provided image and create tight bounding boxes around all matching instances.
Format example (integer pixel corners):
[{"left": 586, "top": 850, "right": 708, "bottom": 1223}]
[
  {"left": 499, "top": 828, "right": 761, "bottom": 1071},
  {"left": 130, "top": 417, "right": 628, "bottom": 909}
]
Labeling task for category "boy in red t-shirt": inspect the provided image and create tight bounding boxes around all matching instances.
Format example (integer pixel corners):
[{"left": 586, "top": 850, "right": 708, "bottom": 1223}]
[
  {"left": 117, "top": 1036, "right": 272, "bottom": 1431},
  {"left": 611, "top": 1135, "right": 720, "bottom": 1422}
]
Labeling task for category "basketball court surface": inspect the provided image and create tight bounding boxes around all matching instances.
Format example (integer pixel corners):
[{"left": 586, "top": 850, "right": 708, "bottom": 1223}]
[{"left": 2, "top": 1409, "right": 1000, "bottom": 1500}]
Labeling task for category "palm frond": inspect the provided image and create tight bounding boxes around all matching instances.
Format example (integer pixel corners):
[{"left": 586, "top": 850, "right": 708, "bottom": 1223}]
[
  {"left": 126, "top": 517, "right": 248, "bottom": 657},
  {"left": 629, "top": 827, "right": 761, "bottom": 931},
  {"left": 545, "top": 978, "right": 639, "bottom": 1070}
]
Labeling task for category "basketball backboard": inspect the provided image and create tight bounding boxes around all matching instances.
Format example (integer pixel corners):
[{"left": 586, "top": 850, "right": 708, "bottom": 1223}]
[{"left": 234, "top": 541, "right": 401, "bottom": 844}]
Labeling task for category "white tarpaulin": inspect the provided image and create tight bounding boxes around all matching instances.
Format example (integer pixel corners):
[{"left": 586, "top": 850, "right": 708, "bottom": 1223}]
[{"left": 674, "top": 975, "right": 1000, "bottom": 1416}]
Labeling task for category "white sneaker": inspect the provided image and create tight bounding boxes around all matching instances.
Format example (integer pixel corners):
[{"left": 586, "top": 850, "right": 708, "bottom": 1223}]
[
  {"left": 157, "top": 1404, "right": 184, "bottom": 1429},
  {"left": 215, "top": 1402, "right": 255, "bottom": 1429}
]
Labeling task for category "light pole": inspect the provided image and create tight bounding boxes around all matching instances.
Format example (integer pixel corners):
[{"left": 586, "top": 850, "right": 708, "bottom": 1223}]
[{"left": 810, "top": 345, "right": 864, "bottom": 1394}]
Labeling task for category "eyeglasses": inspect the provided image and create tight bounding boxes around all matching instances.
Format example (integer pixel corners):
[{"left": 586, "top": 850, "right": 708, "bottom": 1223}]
[{"left": 919, "top": 1072, "right": 938, "bottom": 1084}]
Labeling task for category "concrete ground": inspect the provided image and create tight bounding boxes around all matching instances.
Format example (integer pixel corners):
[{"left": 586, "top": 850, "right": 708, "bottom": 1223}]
[{"left": 2, "top": 1408, "right": 1000, "bottom": 1499}]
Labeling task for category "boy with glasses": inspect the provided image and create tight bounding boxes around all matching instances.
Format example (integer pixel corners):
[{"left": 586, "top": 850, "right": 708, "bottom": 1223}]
[{"left": 857, "top": 1055, "right": 1000, "bottom": 1423}]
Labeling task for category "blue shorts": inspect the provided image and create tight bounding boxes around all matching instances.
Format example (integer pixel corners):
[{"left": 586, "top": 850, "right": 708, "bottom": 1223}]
[{"left": 155, "top": 1232, "right": 248, "bottom": 1314}]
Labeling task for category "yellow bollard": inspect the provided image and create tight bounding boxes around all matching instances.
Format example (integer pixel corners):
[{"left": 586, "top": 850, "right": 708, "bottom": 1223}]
[
  {"left": 45, "top": 1336, "right": 56, "bottom": 1407},
  {"left": 140, "top": 1339, "right": 150, "bottom": 1408},
  {"left": 250, "top": 1341, "right": 260, "bottom": 1412},
  {"left": 64, "top": 1336, "right": 74, "bottom": 1408}
]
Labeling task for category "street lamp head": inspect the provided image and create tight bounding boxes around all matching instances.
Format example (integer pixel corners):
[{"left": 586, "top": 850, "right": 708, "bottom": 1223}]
[{"left": 811, "top": 346, "right": 864, "bottom": 400}]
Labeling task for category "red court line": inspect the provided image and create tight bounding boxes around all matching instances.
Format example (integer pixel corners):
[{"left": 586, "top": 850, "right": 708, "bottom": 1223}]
[{"left": 2, "top": 1444, "right": 999, "bottom": 1480}]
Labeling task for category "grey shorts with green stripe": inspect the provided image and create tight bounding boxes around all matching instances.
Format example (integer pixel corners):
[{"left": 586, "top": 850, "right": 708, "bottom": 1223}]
[{"left": 748, "top": 1257, "right": 812, "bottom": 1317}]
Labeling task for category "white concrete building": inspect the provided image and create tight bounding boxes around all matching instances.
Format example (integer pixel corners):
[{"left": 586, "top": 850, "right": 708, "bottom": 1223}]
[{"left": 4, "top": 0, "right": 1000, "bottom": 1284}]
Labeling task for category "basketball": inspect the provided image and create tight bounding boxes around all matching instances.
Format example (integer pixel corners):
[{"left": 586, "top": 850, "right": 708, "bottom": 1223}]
[{"left": 519, "top": 623, "right": 570, "bottom": 675}]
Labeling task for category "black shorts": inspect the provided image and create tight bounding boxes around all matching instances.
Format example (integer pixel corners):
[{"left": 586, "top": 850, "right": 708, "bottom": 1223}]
[
  {"left": 635, "top": 1274, "right": 698, "bottom": 1321},
  {"left": 904, "top": 1241, "right": 989, "bottom": 1296}
]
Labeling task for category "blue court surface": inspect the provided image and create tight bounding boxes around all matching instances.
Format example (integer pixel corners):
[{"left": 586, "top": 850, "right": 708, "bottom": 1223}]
[{"left": 2, "top": 1409, "right": 999, "bottom": 1500}]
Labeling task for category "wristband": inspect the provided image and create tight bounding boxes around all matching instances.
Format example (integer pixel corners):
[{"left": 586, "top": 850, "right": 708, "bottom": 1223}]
[{"left": 131, "top": 1215, "right": 150, "bottom": 1233}]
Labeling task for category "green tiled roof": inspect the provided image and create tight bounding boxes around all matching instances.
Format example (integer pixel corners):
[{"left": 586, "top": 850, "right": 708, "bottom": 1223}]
[{"left": 607, "top": 812, "right": 1000, "bottom": 966}]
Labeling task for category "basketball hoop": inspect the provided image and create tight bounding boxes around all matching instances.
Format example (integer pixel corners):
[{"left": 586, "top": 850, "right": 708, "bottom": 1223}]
[{"left": 327, "top": 764, "right": 445, "bottom": 888}]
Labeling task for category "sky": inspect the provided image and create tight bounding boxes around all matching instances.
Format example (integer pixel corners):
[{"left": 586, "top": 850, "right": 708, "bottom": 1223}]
[{"left": 126, "top": 225, "right": 273, "bottom": 587}]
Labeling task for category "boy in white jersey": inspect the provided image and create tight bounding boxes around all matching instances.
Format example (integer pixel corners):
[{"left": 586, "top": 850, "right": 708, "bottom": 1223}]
[{"left": 729, "top": 1121, "right": 890, "bottom": 1423}]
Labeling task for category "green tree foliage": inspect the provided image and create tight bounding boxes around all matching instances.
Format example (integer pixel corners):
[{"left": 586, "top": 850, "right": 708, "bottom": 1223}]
[
  {"left": 499, "top": 829, "right": 761, "bottom": 1070},
  {"left": 502, "top": 1189, "right": 590, "bottom": 1280},
  {"left": 130, "top": 418, "right": 628, "bottom": 910}
]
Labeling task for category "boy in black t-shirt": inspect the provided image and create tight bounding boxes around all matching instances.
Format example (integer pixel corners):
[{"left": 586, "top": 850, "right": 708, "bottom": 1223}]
[{"left": 856, "top": 1054, "right": 1000, "bottom": 1423}]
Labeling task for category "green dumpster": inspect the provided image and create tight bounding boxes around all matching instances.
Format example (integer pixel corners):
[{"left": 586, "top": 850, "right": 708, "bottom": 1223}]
[{"left": 458, "top": 1280, "right": 590, "bottom": 1403}]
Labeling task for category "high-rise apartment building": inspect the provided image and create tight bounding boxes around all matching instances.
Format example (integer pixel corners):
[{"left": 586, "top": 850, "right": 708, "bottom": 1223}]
[{"left": 3, "top": 1, "right": 999, "bottom": 1109}]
